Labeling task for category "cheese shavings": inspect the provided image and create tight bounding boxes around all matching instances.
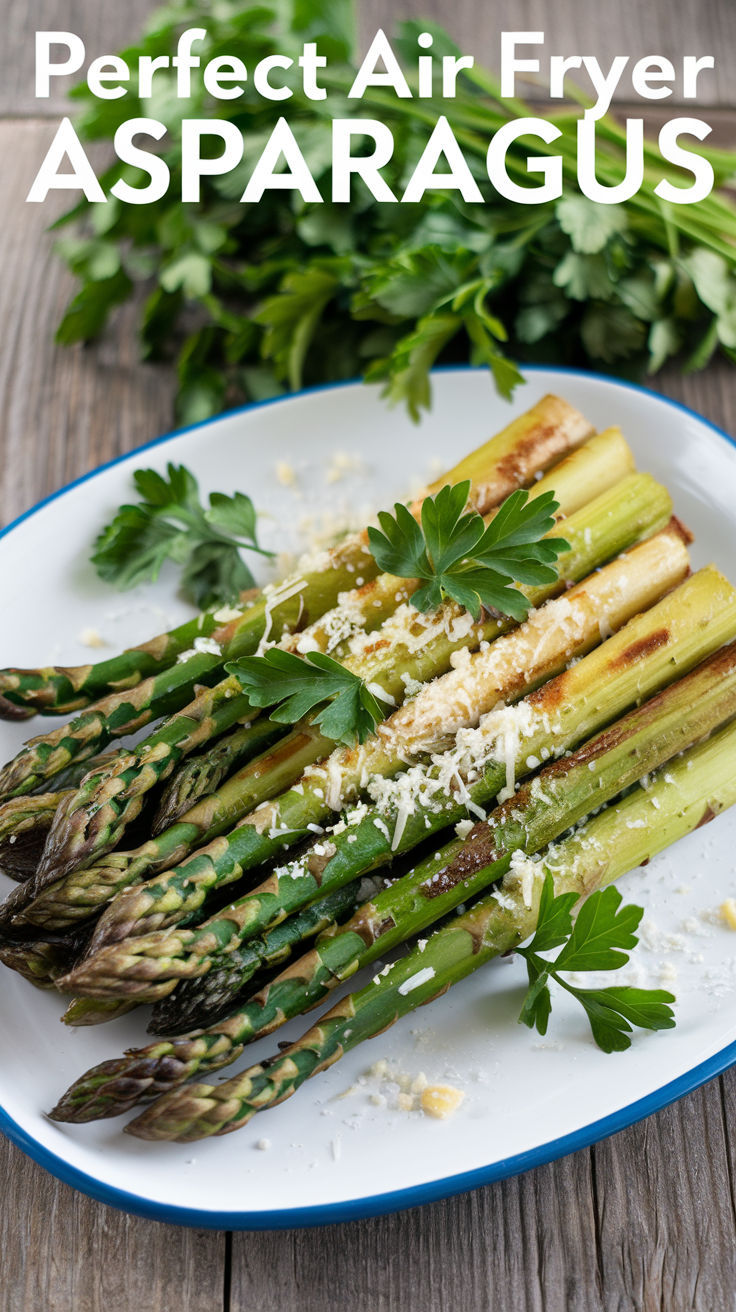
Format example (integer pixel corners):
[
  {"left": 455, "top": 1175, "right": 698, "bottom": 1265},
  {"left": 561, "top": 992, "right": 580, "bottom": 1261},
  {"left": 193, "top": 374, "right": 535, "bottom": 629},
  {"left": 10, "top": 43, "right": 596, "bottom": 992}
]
[
  {"left": 504, "top": 850, "right": 544, "bottom": 909},
  {"left": 256, "top": 576, "right": 307, "bottom": 655},
  {"left": 397, "top": 966, "right": 436, "bottom": 995}
]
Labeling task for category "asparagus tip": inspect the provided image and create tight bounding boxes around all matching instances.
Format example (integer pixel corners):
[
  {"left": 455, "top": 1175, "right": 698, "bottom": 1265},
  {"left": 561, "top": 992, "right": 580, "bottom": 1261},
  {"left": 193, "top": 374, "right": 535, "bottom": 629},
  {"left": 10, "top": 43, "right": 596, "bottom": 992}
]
[{"left": 0, "top": 693, "right": 35, "bottom": 722}]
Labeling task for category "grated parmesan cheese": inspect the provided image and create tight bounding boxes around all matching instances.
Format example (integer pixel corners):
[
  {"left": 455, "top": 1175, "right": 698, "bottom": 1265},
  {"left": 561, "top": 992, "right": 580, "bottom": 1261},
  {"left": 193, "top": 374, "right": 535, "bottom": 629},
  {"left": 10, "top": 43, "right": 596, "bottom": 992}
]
[
  {"left": 213, "top": 604, "right": 243, "bottom": 623},
  {"left": 326, "top": 450, "right": 365, "bottom": 484},
  {"left": 420, "top": 1085, "right": 465, "bottom": 1119},
  {"left": 503, "top": 851, "right": 543, "bottom": 909},
  {"left": 721, "top": 899, "right": 736, "bottom": 931},
  {"left": 78, "top": 627, "right": 106, "bottom": 648},
  {"left": 193, "top": 636, "right": 221, "bottom": 657},
  {"left": 397, "top": 966, "right": 436, "bottom": 995},
  {"left": 275, "top": 460, "right": 297, "bottom": 486},
  {"left": 257, "top": 576, "right": 307, "bottom": 655}
]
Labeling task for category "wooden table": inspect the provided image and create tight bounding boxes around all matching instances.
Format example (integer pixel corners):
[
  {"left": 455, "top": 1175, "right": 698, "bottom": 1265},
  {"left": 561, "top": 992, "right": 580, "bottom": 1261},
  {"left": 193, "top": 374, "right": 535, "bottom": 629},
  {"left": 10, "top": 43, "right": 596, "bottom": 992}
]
[{"left": 1, "top": 3, "right": 735, "bottom": 1308}]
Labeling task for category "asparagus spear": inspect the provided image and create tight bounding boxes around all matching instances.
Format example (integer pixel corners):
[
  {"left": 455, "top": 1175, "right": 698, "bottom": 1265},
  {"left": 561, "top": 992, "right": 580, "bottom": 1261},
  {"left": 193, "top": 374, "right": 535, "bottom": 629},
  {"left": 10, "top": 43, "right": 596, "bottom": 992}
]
[
  {"left": 151, "top": 881, "right": 371, "bottom": 1032},
  {"left": 417, "top": 393, "right": 594, "bottom": 513},
  {"left": 0, "top": 928, "right": 90, "bottom": 990},
  {"left": 126, "top": 717, "right": 736, "bottom": 1144},
  {"left": 24, "top": 426, "right": 625, "bottom": 891},
  {"left": 50, "top": 880, "right": 377, "bottom": 1117},
  {"left": 0, "top": 597, "right": 262, "bottom": 720},
  {"left": 4, "top": 395, "right": 592, "bottom": 721},
  {"left": 0, "top": 395, "right": 590, "bottom": 756},
  {"left": 131, "top": 646, "right": 736, "bottom": 1121},
  {"left": 58, "top": 880, "right": 367, "bottom": 1032},
  {"left": 19, "top": 472, "right": 672, "bottom": 939},
  {"left": 0, "top": 792, "right": 66, "bottom": 879},
  {"left": 54, "top": 673, "right": 736, "bottom": 1127},
  {"left": 0, "top": 747, "right": 135, "bottom": 880},
  {"left": 4, "top": 422, "right": 607, "bottom": 915},
  {"left": 62, "top": 998, "right": 139, "bottom": 1026},
  {"left": 151, "top": 722, "right": 282, "bottom": 833},
  {"left": 58, "top": 563, "right": 734, "bottom": 1004}
]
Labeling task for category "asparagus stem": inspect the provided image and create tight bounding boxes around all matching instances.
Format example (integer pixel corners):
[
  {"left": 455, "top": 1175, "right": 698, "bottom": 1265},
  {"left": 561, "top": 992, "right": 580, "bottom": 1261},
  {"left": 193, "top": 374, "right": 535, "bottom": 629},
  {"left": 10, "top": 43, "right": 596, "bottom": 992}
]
[
  {"left": 18, "top": 472, "right": 673, "bottom": 937},
  {"left": 151, "top": 878, "right": 370, "bottom": 1036},
  {"left": 0, "top": 564, "right": 362, "bottom": 800},
  {"left": 419, "top": 394, "right": 594, "bottom": 510},
  {"left": 125, "top": 717, "right": 736, "bottom": 1143},
  {"left": 58, "top": 562, "right": 736, "bottom": 1005},
  {"left": 35, "top": 707, "right": 284, "bottom": 888},
  {"left": 0, "top": 394, "right": 590, "bottom": 735}
]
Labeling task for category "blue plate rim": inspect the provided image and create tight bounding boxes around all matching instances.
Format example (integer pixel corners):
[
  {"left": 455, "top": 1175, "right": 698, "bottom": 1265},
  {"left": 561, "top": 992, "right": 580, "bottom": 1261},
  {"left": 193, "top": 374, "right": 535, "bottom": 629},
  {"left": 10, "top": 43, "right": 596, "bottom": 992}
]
[{"left": 1, "top": 363, "right": 735, "bottom": 1230}]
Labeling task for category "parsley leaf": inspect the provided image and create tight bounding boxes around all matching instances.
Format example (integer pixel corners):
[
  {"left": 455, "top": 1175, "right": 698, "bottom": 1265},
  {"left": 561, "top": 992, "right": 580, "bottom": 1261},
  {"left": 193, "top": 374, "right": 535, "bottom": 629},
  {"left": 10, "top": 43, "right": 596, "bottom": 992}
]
[
  {"left": 365, "top": 313, "right": 462, "bottom": 422},
  {"left": 553, "top": 884, "right": 642, "bottom": 973},
  {"left": 567, "top": 986, "right": 676, "bottom": 1054},
  {"left": 92, "top": 463, "right": 273, "bottom": 608},
  {"left": 257, "top": 263, "right": 349, "bottom": 392},
  {"left": 226, "top": 649, "right": 390, "bottom": 746},
  {"left": 518, "top": 956, "right": 552, "bottom": 1036},
  {"left": 524, "top": 875, "right": 578, "bottom": 955},
  {"left": 367, "top": 483, "right": 569, "bottom": 622},
  {"left": 556, "top": 197, "right": 628, "bottom": 254},
  {"left": 517, "top": 873, "right": 675, "bottom": 1052}
]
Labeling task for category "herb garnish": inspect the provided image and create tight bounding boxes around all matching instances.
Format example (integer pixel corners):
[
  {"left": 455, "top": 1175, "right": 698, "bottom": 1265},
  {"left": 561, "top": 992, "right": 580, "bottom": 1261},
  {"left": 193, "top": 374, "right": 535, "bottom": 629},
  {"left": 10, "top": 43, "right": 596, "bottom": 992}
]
[
  {"left": 518, "top": 873, "right": 675, "bottom": 1052},
  {"left": 226, "top": 649, "right": 390, "bottom": 745},
  {"left": 367, "top": 482, "right": 569, "bottom": 621},
  {"left": 92, "top": 463, "right": 273, "bottom": 608}
]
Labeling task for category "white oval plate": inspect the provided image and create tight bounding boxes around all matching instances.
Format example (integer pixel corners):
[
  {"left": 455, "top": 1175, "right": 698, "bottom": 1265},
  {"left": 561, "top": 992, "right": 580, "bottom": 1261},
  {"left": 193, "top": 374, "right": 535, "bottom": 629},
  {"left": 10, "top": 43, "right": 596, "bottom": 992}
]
[{"left": 1, "top": 367, "right": 736, "bottom": 1229}]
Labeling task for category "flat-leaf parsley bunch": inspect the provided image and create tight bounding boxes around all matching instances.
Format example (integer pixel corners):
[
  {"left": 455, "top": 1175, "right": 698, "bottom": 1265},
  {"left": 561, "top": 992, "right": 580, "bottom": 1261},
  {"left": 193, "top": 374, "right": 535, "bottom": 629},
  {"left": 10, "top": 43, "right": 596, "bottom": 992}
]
[{"left": 53, "top": 1, "right": 736, "bottom": 423}]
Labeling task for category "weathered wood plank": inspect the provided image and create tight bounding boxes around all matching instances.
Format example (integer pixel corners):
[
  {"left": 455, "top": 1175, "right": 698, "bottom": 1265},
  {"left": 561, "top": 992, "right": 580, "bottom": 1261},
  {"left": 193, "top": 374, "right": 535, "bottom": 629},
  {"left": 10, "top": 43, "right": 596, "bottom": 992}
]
[
  {"left": 590, "top": 1078, "right": 736, "bottom": 1312},
  {"left": 0, "top": 1134, "right": 226, "bottom": 1312},
  {"left": 4, "top": 0, "right": 735, "bottom": 116},
  {"left": 230, "top": 1151, "right": 604, "bottom": 1312},
  {"left": 3, "top": 0, "right": 166, "bottom": 117}
]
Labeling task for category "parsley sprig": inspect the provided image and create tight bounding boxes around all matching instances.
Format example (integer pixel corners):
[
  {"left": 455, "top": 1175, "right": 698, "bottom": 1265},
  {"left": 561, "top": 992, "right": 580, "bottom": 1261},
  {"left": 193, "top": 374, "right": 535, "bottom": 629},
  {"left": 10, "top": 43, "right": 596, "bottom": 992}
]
[
  {"left": 92, "top": 464, "right": 273, "bottom": 609},
  {"left": 518, "top": 873, "right": 675, "bottom": 1052},
  {"left": 367, "top": 482, "right": 570, "bottom": 621},
  {"left": 226, "top": 649, "right": 390, "bottom": 746}
]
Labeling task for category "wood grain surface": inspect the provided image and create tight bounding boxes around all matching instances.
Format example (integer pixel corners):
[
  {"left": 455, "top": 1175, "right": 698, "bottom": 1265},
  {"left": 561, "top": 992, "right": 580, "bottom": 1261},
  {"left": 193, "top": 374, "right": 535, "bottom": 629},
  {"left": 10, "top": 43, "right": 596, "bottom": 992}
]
[{"left": 1, "top": 3, "right": 735, "bottom": 1311}]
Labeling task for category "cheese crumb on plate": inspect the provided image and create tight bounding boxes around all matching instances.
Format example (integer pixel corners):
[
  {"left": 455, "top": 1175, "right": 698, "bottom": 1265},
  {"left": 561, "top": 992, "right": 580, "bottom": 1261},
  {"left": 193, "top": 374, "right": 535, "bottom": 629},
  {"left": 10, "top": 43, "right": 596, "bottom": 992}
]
[
  {"left": 420, "top": 1086, "right": 466, "bottom": 1120},
  {"left": 721, "top": 898, "right": 736, "bottom": 930}
]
